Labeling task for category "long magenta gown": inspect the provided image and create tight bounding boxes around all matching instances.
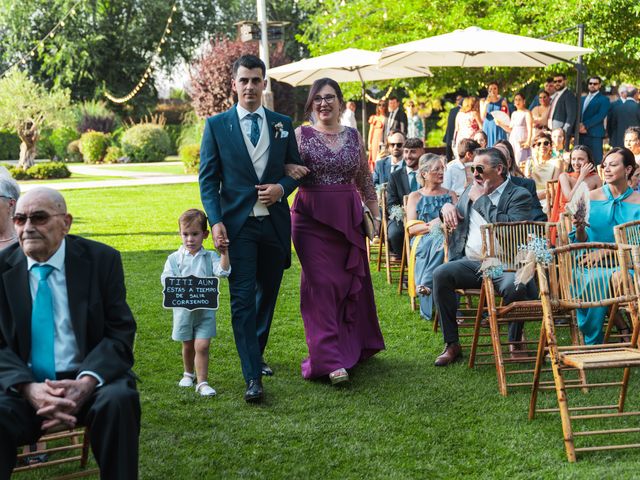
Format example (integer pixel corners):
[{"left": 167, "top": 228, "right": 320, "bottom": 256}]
[{"left": 292, "top": 125, "right": 385, "bottom": 379}]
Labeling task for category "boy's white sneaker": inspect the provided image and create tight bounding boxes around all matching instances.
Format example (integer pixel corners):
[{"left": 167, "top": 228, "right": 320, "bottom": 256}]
[
  {"left": 195, "top": 381, "right": 216, "bottom": 397},
  {"left": 178, "top": 372, "right": 195, "bottom": 387}
]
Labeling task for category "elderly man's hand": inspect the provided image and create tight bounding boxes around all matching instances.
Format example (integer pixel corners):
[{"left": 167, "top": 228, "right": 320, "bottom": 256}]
[
  {"left": 20, "top": 381, "right": 78, "bottom": 430},
  {"left": 47, "top": 376, "right": 97, "bottom": 415}
]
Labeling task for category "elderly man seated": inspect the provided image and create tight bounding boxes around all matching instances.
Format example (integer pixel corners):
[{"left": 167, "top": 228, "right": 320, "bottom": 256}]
[
  {"left": 0, "top": 187, "right": 140, "bottom": 479},
  {"left": 432, "top": 148, "right": 535, "bottom": 366}
]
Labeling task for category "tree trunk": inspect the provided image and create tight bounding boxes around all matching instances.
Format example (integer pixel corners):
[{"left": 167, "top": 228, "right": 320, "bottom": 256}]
[{"left": 18, "top": 140, "right": 37, "bottom": 170}]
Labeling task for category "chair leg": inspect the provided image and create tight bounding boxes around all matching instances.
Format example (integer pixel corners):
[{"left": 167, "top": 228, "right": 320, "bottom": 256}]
[
  {"left": 376, "top": 234, "right": 384, "bottom": 272},
  {"left": 529, "top": 323, "right": 547, "bottom": 420},
  {"left": 553, "top": 363, "right": 577, "bottom": 462},
  {"left": 468, "top": 287, "right": 486, "bottom": 369},
  {"left": 489, "top": 311, "right": 508, "bottom": 397},
  {"left": 410, "top": 295, "right": 416, "bottom": 311},
  {"left": 433, "top": 309, "right": 439, "bottom": 332},
  {"left": 603, "top": 305, "right": 617, "bottom": 343}
]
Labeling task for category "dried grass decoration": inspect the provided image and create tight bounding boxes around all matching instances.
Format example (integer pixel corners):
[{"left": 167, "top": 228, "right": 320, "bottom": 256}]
[
  {"left": 388, "top": 204, "right": 405, "bottom": 223},
  {"left": 479, "top": 257, "right": 504, "bottom": 279},
  {"left": 564, "top": 181, "right": 591, "bottom": 227},
  {"left": 513, "top": 234, "right": 553, "bottom": 287}
]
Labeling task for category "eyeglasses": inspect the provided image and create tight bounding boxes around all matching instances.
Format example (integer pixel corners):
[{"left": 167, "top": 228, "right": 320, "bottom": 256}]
[
  {"left": 588, "top": 82, "right": 600, "bottom": 86},
  {"left": 13, "top": 212, "right": 65, "bottom": 226},
  {"left": 470, "top": 165, "right": 485, "bottom": 175},
  {"left": 389, "top": 142, "right": 404, "bottom": 147},
  {"left": 312, "top": 94, "right": 336, "bottom": 105},
  {"left": 534, "top": 140, "right": 551, "bottom": 147},
  {"left": 554, "top": 80, "right": 564, "bottom": 83}
]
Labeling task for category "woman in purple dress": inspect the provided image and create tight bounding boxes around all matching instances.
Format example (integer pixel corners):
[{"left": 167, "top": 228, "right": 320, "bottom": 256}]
[{"left": 292, "top": 78, "right": 385, "bottom": 384}]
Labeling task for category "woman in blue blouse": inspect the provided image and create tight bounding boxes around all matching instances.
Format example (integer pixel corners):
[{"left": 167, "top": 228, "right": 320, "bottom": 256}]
[{"left": 572, "top": 147, "right": 640, "bottom": 343}]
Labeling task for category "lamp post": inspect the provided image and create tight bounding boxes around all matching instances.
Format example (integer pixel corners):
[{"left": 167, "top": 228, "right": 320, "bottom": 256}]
[{"left": 257, "top": 0, "right": 273, "bottom": 110}]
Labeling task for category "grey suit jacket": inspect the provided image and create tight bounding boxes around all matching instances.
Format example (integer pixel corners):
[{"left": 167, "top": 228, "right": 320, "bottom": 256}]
[
  {"left": 447, "top": 179, "right": 532, "bottom": 261},
  {"left": 550, "top": 89, "right": 577, "bottom": 133}
]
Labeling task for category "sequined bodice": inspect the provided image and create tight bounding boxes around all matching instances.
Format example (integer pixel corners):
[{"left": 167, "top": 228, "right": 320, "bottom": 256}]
[{"left": 296, "top": 126, "right": 376, "bottom": 203}]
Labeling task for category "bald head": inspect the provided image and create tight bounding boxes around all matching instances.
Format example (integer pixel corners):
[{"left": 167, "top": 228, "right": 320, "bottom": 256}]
[{"left": 14, "top": 187, "right": 72, "bottom": 262}]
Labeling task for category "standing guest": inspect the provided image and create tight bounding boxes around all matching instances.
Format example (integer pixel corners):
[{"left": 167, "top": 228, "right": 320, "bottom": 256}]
[
  {"left": 525, "top": 131, "right": 561, "bottom": 201},
  {"left": 0, "top": 187, "right": 140, "bottom": 479},
  {"left": 406, "top": 101, "right": 425, "bottom": 140},
  {"left": 480, "top": 82, "right": 509, "bottom": 147},
  {"left": 579, "top": 76, "right": 610, "bottom": 164},
  {"left": 528, "top": 77, "right": 556, "bottom": 111},
  {"left": 368, "top": 100, "right": 388, "bottom": 170},
  {"left": 340, "top": 101, "right": 357, "bottom": 129},
  {"left": 472, "top": 130, "right": 488, "bottom": 149},
  {"left": 494, "top": 140, "right": 546, "bottom": 222},
  {"left": 199, "top": 54, "right": 307, "bottom": 403},
  {"left": 386, "top": 138, "right": 425, "bottom": 259},
  {"left": 572, "top": 148, "right": 640, "bottom": 344},
  {"left": 624, "top": 126, "right": 640, "bottom": 164},
  {"left": 385, "top": 95, "right": 408, "bottom": 137},
  {"left": 443, "top": 95, "right": 463, "bottom": 161},
  {"left": 548, "top": 73, "right": 577, "bottom": 150},
  {"left": 0, "top": 175, "right": 19, "bottom": 250},
  {"left": 531, "top": 90, "right": 552, "bottom": 137},
  {"left": 161, "top": 209, "right": 231, "bottom": 397},
  {"left": 373, "top": 131, "right": 405, "bottom": 187},
  {"left": 406, "top": 155, "right": 457, "bottom": 320},
  {"left": 611, "top": 84, "right": 629, "bottom": 109},
  {"left": 608, "top": 86, "right": 640, "bottom": 148},
  {"left": 432, "top": 149, "right": 534, "bottom": 366},
  {"left": 454, "top": 97, "right": 482, "bottom": 149},
  {"left": 549, "top": 145, "right": 602, "bottom": 223},
  {"left": 444, "top": 138, "right": 479, "bottom": 196},
  {"left": 291, "top": 78, "right": 385, "bottom": 384},
  {"left": 495, "top": 92, "right": 532, "bottom": 165}
]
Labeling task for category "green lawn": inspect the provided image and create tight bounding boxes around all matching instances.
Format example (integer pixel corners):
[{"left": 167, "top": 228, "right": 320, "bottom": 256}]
[
  {"left": 96, "top": 164, "right": 187, "bottom": 175},
  {"left": 17, "top": 173, "right": 132, "bottom": 185},
  {"left": 21, "top": 184, "right": 640, "bottom": 479}
]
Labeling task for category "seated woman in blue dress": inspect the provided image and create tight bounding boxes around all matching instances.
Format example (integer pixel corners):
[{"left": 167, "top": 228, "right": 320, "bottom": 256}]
[
  {"left": 406, "top": 154, "right": 458, "bottom": 320},
  {"left": 571, "top": 147, "right": 640, "bottom": 344}
]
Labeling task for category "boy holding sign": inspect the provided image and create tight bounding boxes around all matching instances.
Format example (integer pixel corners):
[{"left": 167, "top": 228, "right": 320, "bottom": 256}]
[{"left": 161, "top": 209, "right": 230, "bottom": 396}]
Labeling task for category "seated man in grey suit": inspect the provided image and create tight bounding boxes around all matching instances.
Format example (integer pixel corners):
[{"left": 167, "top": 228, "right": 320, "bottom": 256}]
[
  {"left": 373, "top": 131, "right": 405, "bottom": 187},
  {"left": 432, "top": 148, "right": 534, "bottom": 366},
  {"left": 0, "top": 187, "right": 140, "bottom": 479}
]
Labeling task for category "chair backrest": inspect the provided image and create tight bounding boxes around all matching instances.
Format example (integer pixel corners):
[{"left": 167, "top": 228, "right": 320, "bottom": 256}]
[
  {"left": 480, "top": 221, "right": 558, "bottom": 271},
  {"left": 545, "top": 180, "right": 558, "bottom": 212},
  {"left": 557, "top": 212, "right": 573, "bottom": 246},
  {"left": 614, "top": 219, "right": 640, "bottom": 246},
  {"left": 543, "top": 242, "right": 636, "bottom": 311}
]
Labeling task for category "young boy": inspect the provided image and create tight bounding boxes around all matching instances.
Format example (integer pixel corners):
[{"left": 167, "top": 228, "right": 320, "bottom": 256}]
[{"left": 161, "top": 209, "right": 230, "bottom": 396}]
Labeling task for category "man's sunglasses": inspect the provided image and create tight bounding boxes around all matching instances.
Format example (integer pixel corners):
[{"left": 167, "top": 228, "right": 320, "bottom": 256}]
[
  {"left": 534, "top": 140, "right": 551, "bottom": 147},
  {"left": 588, "top": 82, "right": 600, "bottom": 86},
  {"left": 13, "top": 212, "right": 65, "bottom": 226},
  {"left": 470, "top": 165, "right": 486, "bottom": 175},
  {"left": 389, "top": 142, "right": 404, "bottom": 147}
]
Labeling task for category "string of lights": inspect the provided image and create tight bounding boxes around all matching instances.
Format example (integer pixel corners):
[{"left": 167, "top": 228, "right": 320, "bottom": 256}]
[
  {"left": 104, "top": 2, "right": 178, "bottom": 104},
  {"left": 0, "top": 0, "right": 84, "bottom": 80},
  {"left": 364, "top": 86, "right": 393, "bottom": 104}
]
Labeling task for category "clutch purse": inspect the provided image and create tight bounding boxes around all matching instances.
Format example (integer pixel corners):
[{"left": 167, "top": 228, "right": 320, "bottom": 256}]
[{"left": 362, "top": 204, "right": 375, "bottom": 241}]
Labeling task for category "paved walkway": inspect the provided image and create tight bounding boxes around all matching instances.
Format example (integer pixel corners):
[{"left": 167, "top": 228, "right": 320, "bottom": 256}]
[{"left": 19, "top": 162, "right": 198, "bottom": 191}]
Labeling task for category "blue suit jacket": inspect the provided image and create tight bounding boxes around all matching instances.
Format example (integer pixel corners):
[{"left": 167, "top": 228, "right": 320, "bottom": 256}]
[
  {"left": 373, "top": 157, "right": 404, "bottom": 186},
  {"left": 607, "top": 100, "right": 640, "bottom": 148},
  {"left": 199, "top": 105, "right": 304, "bottom": 268},
  {"left": 580, "top": 93, "right": 609, "bottom": 138}
]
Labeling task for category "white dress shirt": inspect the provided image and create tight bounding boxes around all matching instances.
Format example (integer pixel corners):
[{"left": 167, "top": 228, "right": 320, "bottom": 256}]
[
  {"left": 340, "top": 109, "right": 357, "bottom": 129},
  {"left": 548, "top": 87, "right": 567, "bottom": 128},
  {"left": 443, "top": 159, "right": 467, "bottom": 196},
  {"left": 237, "top": 104, "right": 265, "bottom": 142},
  {"left": 27, "top": 239, "right": 102, "bottom": 384},
  {"left": 465, "top": 179, "right": 508, "bottom": 260}
]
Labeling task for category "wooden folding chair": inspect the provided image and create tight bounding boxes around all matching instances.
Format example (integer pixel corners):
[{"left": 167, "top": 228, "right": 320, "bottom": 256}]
[
  {"left": 468, "top": 221, "right": 579, "bottom": 396},
  {"left": 378, "top": 184, "right": 403, "bottom": 284},
  {"left": 367, "top": 185, "right": 386, "bottom": 264},
  {"left": 398, "top": 195, "right": 410, "bottom": 297},
  {"left": 529, "top": 243, "right": 640, "bottom": 462},
  {"left": 545, "top": 179, "right": 558, "bottom": 214},
  {"left": 13, "top": 426, "right": 97, "bottom": 478}
]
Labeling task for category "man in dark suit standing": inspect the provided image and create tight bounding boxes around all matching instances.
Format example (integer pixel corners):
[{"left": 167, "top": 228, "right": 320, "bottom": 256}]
[
  {"left": 0, "top": 187, "right": 140, "bottom": 479},
  {"left": 608, "top": 86, "right": 640, "bottom": 148},
  {"left": 199, "top": 55, "right": 306, "bottom": 403},
  {"left": 443, "top": 95, "right": 463, "bottom": 161},
  {"left": 548, "top": 73, "right": 577, "bottom": 150},
  {"left": 432, "top": 149, "right": 534, "bottom": 366},
  {"left": 385, "top": 96, "right": 408, "bottom": 138},
  {"left": 373, "top": 131, "right": 405, "bottom": 187},
  {"left": 386, "top": 137, "right": 423, "bottom": 258},
  {"left": 579, "top": 76, "right": 610, "bottom": 164}
]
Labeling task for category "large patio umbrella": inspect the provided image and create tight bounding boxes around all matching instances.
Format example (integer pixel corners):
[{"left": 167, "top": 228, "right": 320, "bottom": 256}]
[
  {"left": 378, "top": 26, "right": 593, "bottom": 68},
  {"left": 267, "top": 48, "right": 432, "bottom": 138}
]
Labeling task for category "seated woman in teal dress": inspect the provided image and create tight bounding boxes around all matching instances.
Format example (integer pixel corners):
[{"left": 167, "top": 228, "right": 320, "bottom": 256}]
[
  {"left": 571, "top": 147, "right": 640, "bottom": 344},
  {"left": 406, "top": 154, "right": 457, "bottom": 320}
]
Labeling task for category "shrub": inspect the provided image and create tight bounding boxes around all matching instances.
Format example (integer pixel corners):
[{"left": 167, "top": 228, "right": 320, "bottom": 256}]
[
  {"left": 0, "top": 130, "right": 20, "bottom": 160},
  {"left": 120, "top": 124, "right": 171, "bottom": 163},
  {"left": 8, "top": 162, "right": 71, "bottom": 180},
  {"left": 79, "top": 131, "right": 110, "bottom": 163},
  {"left": 179, "top": 144, "right": 200, "bottom": 173},
  {"left": 49, "top": 127, "right": 80, "bottom": 161},
  {"left": 75, "top": 100, "right": 117, "bottom": 134},
  {"left": 104, "top": 146, "right": 125, "bottom": 164},
  {"left": 36, "top": 130, "right": 56, "bottom": 160},
  {"left": 165, "top": 124, "right": 181, "bottom": 155},
  {"left": 66, "top": 140, "right": 83, "bottom": 162},
  {"left": 178, "top": 111, "right": 204, "bottom": 149}
]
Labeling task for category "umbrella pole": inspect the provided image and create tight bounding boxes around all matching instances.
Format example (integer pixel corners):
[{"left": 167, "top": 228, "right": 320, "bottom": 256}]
[
  {"left": 573, "top": 23, "right": 586, "bottom": 147},
  {"left": 361, "top": 81, "right": 367, "bottom": 141}
]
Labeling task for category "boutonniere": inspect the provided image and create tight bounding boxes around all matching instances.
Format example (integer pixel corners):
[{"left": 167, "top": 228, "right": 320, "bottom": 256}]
[{"left": 273, "top": 122, "right": 288, "bottom": 139}]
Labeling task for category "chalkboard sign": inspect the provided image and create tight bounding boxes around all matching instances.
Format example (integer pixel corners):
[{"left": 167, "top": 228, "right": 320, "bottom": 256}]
[{"left": 162, "top": 275, "right": 220, "bottom": 311}]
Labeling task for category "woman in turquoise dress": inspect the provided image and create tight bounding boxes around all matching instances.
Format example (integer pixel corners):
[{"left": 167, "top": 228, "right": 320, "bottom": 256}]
[
  {"left": 571, "top": 147, "right": 640, "bottom": 344},
  {"left": 406, "top": 155, "right": 457, "bottom": 320},
  {"left": 480, "top": 82, "right": 510, "bottom": 147}
]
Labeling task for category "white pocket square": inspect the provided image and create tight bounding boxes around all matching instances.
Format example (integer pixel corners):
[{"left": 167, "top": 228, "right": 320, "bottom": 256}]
[{"left": 280, "top": 130, "right": 289, "bottom": 139}]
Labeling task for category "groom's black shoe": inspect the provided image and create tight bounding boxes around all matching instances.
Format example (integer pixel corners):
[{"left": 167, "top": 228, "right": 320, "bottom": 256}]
[
  {"left": 244, "top": 378, "right": 264, "bottom": 403},
  {"left": 261, "top": 361, "right": 273, "bottom": 377}
]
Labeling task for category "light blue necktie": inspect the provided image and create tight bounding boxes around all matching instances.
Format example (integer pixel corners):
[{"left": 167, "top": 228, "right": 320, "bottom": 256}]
[
  {"left": 247, "top": 113, "right": 260, "bottom": 147},
  {"left": 409, "top": 171, "right": 419, "bottom": 192},
  {"left": 31, "top": 264, "right": 56, "bottom": 382}
]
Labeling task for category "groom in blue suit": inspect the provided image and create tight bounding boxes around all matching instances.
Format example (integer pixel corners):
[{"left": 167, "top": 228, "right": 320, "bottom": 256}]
[
  {"left": 579, "top": 76, "right": 610, "bottom": 164},
  {"left": 199, "top": 55, "right": 306, "bottom": 403}
]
